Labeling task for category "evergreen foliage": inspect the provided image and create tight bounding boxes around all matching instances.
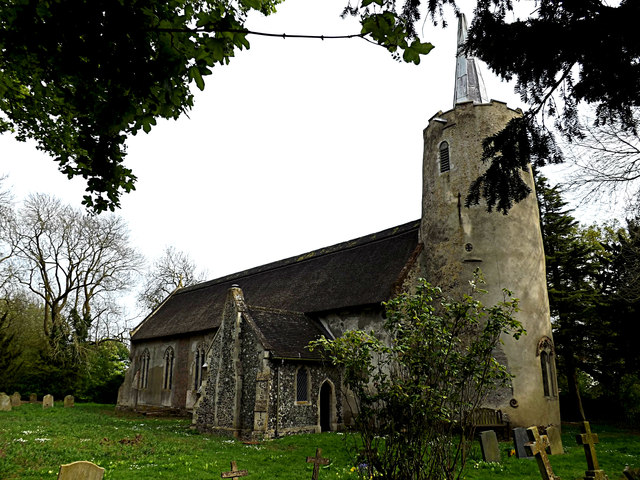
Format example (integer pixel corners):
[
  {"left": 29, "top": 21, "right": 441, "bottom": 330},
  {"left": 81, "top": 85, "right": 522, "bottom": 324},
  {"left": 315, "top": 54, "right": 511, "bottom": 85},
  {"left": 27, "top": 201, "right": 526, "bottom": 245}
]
[
  {"left": 535, "top": 174, "right": 640, "bottom": 424},
  {"left": 535, "top": 174, "right": 604, "bottom": 420}
]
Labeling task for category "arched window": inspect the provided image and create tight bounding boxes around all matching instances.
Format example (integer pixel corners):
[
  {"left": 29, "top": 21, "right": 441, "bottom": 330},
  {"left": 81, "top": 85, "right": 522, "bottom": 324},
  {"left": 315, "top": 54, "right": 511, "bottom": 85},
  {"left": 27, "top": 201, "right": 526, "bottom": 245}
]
[
  {"left": 139, "top": 349, "right": 150, "bottom": 389},
  {"left": 439, "top": 141, "right": 450, "bottom": 173},
  {"left": 194, "top": 344, "right": 206, "bottom": 390},
  {"left": 296, "top": 366, "right": 309, "bottom": 403},
  {"left": 537, "top": 337, "right": 557, "bottom": 398},
  {"left": 163, "top": 347, "right": 175, "bottom": 390}
]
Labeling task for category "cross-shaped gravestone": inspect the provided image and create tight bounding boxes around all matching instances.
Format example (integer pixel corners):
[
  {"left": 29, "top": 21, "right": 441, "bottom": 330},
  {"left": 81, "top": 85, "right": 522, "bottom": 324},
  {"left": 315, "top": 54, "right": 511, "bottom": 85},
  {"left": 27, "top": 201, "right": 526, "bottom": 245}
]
[
  {"left": 306, "top": 448, "right": 330, "bottom": 480},
  {"left": 221, "top": 461, "right": 248, "bottom": 479},
  {"left": 525, "top": 427, "right": 560, "bottom": 480},
  {"left": 576, "top": 421, "right": 609, "bottom": 480}
]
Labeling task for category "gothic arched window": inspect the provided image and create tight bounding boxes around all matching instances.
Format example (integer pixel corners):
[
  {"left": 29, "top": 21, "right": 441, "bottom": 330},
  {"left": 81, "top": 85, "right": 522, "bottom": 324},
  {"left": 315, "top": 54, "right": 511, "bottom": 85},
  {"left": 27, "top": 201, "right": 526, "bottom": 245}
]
[
  {"left": 194, "top": 344, "right": 206, "bottom": 390},
  {"left": 537, "top": 337, "right": 557, "bottom": 398},
  {"left": 439, "top": 141, "right": 450, "bottom": 173},
  {"left": 163, "top": 347, "right": 175, "bottom": 390},
  {"left": 296, "top": 366, "right": 310, "bottom": 403},
  {"left": 139, "top": 349, "right": 150, "bottom": 389}
]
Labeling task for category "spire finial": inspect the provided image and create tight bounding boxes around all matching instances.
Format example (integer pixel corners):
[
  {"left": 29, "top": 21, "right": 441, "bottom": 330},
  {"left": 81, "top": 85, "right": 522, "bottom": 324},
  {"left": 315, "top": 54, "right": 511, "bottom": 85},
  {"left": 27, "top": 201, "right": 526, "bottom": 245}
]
[{"left": 453, "top": 13, "right": 489, "bottom": 105}]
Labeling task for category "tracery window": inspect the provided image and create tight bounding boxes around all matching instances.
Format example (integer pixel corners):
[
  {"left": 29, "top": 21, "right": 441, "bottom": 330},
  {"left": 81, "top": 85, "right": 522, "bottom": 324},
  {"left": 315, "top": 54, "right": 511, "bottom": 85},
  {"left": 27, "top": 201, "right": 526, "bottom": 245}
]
[
  {"left": 139, "top": 349, "right": 150, "bottom": 389},
  {"left": 296, "top": 366, "right": 309, "bottom": 403},
  {"left": 439, "top": 141, "right": 450, "bottom": 173},
  {"left": 163, "top": 346, "right": 175, "bottom": 390},
  {"left": 194, "top": 344, "right": 207, "bottom": 390},
  {"left": 537, "top": 337, "right": 558, "bottom": 398}
]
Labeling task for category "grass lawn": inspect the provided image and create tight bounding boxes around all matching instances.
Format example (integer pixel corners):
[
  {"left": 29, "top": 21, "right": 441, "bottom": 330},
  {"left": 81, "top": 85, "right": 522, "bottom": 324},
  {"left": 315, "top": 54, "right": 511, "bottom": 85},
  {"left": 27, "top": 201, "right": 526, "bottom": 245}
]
[{"left": 1, "top": 403, "right": 639, "bottom": 479}]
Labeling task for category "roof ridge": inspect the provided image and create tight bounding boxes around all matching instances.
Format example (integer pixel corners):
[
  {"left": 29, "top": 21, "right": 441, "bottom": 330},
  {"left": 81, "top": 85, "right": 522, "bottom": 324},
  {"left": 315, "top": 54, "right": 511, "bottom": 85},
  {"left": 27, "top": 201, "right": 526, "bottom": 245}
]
[
  {"left": 248, "top": 305, "right": 306, "bottom": 315},
  {"left": 178, "top": 219, "right": 420, "bottom": 296}
]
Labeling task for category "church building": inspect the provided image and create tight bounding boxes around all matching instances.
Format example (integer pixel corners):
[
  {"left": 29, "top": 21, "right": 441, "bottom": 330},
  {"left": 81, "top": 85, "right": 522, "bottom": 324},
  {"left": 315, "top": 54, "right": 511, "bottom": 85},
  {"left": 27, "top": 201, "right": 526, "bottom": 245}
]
[{"left": 117, "top": 15, "right": 561, "bottom": 438}]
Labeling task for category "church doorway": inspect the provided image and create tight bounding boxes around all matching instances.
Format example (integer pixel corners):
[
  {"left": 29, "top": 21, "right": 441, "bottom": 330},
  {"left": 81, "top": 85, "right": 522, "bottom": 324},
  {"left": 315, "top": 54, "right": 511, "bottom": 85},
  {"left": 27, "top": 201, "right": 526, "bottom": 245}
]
[{"left": 319, "top": 381, "right": 334, "bottom": 432}]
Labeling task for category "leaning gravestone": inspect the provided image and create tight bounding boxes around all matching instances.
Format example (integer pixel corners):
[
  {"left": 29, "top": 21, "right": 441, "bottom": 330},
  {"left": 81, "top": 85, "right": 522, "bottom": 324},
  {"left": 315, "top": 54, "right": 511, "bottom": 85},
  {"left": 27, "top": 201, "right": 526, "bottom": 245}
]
[
  {"left": 479, "top": 430, "right": 501, "bottom": 463},
  {"left": 0, "top": 393, "right": 11, "bottom": 411},
  {"left": 10, "top": 392, "right": 21, "bottom": 406},
  {"left": 64, "top": 395, "right": 74, "bottom": 408},
  {"left": 57, "top": 461, "right": 105, "bottom": 480},
  {"left": 29, "top": 393, "right": 37, "bottom": 403},
  {"left": 547, "top": 426, "right": 564, "bottom": 455},
  {"left": 43, "top": 394, "right": 54, "bottom": 409},
  {"left": 513, "top": 427, "right": 535, "bottom": 459}
]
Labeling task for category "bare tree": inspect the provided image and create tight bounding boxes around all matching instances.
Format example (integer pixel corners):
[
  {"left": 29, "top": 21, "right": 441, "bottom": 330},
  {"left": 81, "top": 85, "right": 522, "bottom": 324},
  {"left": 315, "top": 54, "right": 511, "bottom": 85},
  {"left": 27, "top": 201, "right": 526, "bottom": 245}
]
[
  {"left": 0, "top": 176, "right": 17, "bottom": 296},
  {"left": 7, "top": 194, "right": 143, "bottom": 354},
  {"left": 562, "top": 109, "right": 640, "bottom": 214},
  {"left": 137, "top": 246, "right": 207, "bottom": 312}
]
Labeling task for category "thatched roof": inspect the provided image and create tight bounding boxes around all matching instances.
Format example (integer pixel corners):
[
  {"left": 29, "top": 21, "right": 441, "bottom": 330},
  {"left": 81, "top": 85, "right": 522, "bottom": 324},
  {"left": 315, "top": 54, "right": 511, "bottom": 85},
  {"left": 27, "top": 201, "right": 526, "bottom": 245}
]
[
  {"left": 132, "top": 220, "right": 420, "bottom": 342},
  {"left": 245, "top": 307, "right": 332, "bottom": 360}
]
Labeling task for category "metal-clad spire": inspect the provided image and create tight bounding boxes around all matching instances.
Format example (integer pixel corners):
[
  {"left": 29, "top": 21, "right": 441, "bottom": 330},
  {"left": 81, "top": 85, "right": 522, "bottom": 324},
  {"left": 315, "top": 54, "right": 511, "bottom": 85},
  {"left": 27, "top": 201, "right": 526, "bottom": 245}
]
[{"left": 454, "top": 14, "right": 489, "bottom": 105}]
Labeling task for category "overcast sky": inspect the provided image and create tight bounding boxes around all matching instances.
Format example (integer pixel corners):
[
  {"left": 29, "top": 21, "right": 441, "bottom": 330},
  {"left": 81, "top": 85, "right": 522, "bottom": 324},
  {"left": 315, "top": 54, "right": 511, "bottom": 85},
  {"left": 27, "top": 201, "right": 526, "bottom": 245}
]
[{"left": 1, "top": 0, "right": 590, "bottom": 305}]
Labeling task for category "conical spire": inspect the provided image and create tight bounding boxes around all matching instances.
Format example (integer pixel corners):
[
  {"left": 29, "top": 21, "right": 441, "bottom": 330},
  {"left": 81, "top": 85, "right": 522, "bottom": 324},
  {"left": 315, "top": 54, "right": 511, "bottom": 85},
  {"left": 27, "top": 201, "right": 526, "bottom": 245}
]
[{"left": 453, "top": 14, "right": 489, "bottom": 105}]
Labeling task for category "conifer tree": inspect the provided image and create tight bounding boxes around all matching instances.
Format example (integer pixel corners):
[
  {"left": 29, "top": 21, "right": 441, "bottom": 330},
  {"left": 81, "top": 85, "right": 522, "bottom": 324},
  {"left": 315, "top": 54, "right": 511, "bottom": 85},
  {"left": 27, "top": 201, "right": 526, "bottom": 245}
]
[{"left": 535, "top": 175, "right": 604, "bottom": 420}]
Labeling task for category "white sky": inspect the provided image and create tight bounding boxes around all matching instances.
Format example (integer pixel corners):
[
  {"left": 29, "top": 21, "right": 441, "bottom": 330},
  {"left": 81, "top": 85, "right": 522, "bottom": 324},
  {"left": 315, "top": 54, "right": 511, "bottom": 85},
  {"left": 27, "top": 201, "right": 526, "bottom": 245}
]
[{"left": 1, "top": 0, "right": 599, "bottom": 305}]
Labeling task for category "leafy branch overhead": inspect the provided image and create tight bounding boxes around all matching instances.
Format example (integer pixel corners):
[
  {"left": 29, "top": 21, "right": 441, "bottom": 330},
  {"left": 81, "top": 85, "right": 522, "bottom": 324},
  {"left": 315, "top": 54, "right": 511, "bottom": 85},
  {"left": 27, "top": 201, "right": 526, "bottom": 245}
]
[
  {"left": 0, "top": 0, "right": 281, "bottom": 213},
  {"left": 2, "top": 1, "right": 637, "bottom": 213},
  {"left": 0, "top": 0, "right": 436, "bottom": 213}
]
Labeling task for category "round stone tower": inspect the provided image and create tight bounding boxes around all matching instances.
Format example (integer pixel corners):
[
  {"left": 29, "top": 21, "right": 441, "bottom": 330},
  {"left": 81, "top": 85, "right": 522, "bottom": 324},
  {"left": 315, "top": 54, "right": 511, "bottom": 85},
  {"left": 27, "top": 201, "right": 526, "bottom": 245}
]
[{"left": 419, "top": 15, "right": 560, "bottom": 428}]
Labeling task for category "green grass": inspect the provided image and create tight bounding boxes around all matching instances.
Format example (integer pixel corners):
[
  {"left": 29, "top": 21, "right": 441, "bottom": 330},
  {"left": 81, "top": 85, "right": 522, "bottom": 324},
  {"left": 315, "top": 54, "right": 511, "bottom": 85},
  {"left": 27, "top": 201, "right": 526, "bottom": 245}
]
[
  {"left": 0, "top": 403, "right": 355, "bottom": 479},
  {"left": 1, "top": 403, "right": 640, "bottom": 479}
]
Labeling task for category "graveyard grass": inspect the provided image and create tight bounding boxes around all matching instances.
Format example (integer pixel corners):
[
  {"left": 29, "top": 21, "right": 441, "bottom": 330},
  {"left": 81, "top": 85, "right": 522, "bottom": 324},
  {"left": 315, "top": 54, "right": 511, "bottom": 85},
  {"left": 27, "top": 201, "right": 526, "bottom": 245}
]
[{"left": 2, "top": 404, "right": 640, "bottom": 479}]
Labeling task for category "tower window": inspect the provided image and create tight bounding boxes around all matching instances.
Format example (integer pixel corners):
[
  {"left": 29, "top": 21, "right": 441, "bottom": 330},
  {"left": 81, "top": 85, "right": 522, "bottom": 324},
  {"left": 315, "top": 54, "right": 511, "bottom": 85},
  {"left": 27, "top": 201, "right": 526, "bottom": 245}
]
[
  {"left": 537, "top": 337, "right": 557, "bottom": 398},
  {"left": 439, "top": 141, "right": 450, "bottom": 173}
]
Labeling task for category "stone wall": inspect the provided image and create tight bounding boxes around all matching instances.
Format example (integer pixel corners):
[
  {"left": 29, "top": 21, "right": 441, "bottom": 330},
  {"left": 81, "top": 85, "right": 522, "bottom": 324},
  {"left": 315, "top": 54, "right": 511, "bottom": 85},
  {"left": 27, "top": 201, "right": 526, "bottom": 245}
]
[
  {"left": 117, "top": 332, "right": 214, "bottom": 414},
  {"left": 266, "top": 361, "right": 341, "bottom": 436},
  {"left": 419, "top": 100, "right": 560, "bottom": 428}
]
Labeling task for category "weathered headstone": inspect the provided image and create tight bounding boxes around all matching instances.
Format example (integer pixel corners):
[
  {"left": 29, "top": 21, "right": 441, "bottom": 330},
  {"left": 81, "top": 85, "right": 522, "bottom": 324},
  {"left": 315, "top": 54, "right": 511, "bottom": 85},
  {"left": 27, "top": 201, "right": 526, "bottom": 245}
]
[
  {"left": 576, "top": 421, "right": 608, "bottom": 480},
  {"left": 306, "top": 448, "right": 330, "bottom": 480},
  {"left": 0, "top": 393, "right": 11, "bottom": 411},
  {"left": 64, "top": 395, "right": 75, "bottom": 408},
  {"left": 29, "top": 393, "right": 37, "bottom": 403},
  {"left": 221, "top": 461, "right": 248, "bottom": 479},
  {"left": 10, "top": 392, "right": 21, "bottom": 406},
  {"left": 525, "top": 426, "right": 560, "bottom": 480},
  {"left": 43, "top": 394, "right": 54, "bottom": 409},
  {"left": 479, "top": 430, "right": 501, "bottom": 463},
  {"left": 513, "top": 427, "right": 535, "bottom": 459},
  {"left": 57, "top": 461, "right": 105, "bottom": 480},
  {"left": 547, "top": 425, "right": 563, "bottom": 455}
]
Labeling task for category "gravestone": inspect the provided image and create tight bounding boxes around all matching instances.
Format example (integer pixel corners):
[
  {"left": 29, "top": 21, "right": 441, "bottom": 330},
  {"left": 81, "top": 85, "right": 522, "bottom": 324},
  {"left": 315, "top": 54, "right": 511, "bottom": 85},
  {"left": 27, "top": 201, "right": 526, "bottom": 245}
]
[
  {"left": 576, "top": 421, "right": 608, "bottom": 480},
  {"left": 547, "top": 426, "right": 564, "bottom": 455},
  {"left": 525, "top": 426, "right": 560, "bottom": 480},
  {"left": 64, "top": 395, "right": 74, "bottom": 408},
  {"left": 29, "top": 393, "right": 37, "bottom": 403},
  {"left": 43, "top": 394, "right": 54, "bottom": 409},
  {"left": 306, "top": 448, "right": 330, "bottom": 480},
  {"left": 57, "top": 461, "right": 105, "bottom": 480},
  {"left": 0, "top": 393, "right": 11, "bottom": 411},
  {"left": 513, "top": 427, "right": 534, "bottom": 459},
  {"left": 221, "top": 461, "right": 248, "bottom": 479},
  {"left": 10, "top": 392, "right": 21, "bottom": 406},
  {"left": 479, "top": 430, "right": 501, "bottom": 463},
  {"left": 623, "top": 465, "right": 640, "bottom": 480}
]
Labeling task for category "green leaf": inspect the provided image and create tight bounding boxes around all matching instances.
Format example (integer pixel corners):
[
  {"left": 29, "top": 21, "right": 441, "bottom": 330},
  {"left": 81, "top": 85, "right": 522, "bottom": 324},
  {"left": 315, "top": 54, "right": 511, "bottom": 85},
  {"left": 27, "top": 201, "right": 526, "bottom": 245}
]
[{"left": 190, "top": 66, "right": 205, "bottom": 91}]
